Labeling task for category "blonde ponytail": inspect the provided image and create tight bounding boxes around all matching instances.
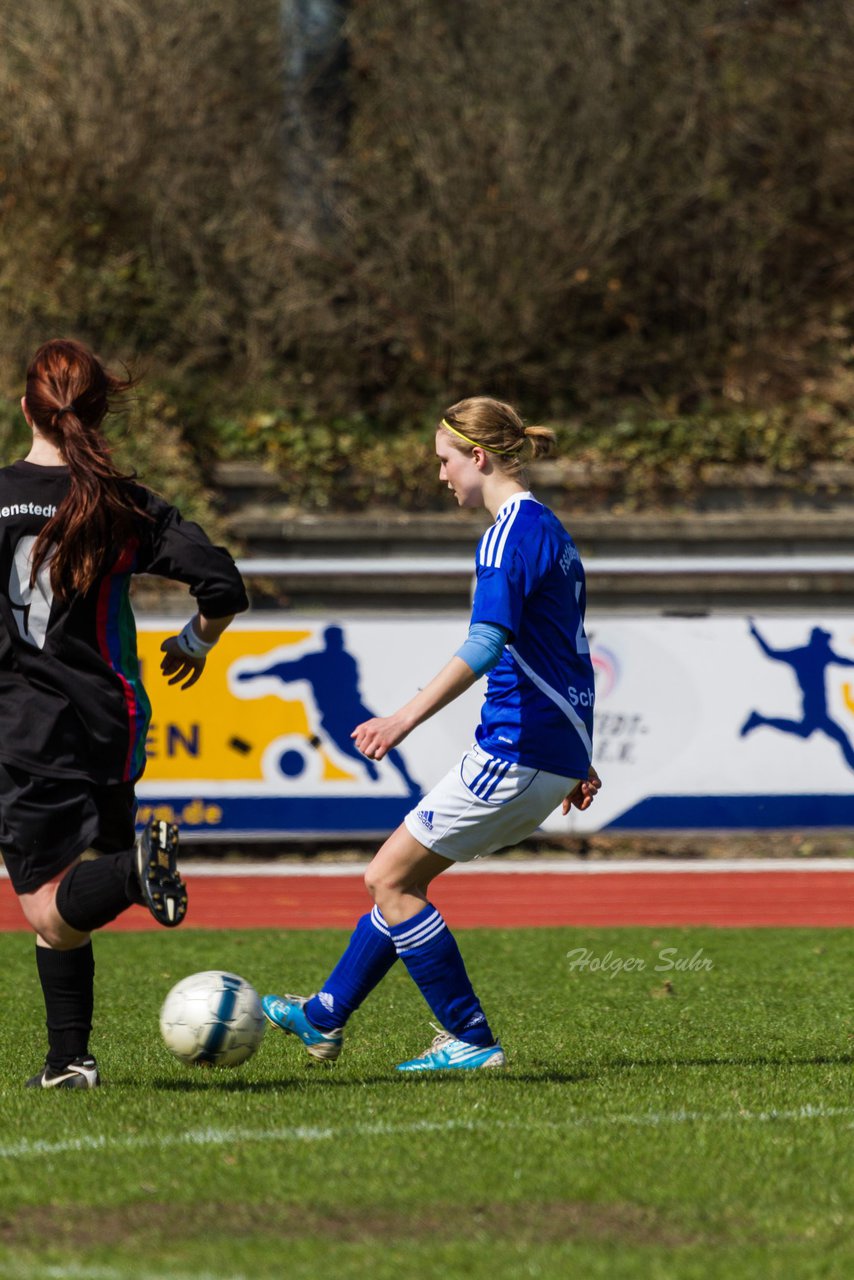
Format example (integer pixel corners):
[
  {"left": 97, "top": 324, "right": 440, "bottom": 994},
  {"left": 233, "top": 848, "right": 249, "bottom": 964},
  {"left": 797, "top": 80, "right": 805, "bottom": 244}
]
[{"left": 440, "top": 396, "right": 556, "bottom": 477}]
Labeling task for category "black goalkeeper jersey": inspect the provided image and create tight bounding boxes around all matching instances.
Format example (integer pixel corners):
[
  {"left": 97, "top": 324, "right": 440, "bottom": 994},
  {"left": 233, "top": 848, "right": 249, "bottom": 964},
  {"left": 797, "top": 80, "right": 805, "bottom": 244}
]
[{"left": 0, "top": 460, "right": 248, "bottom": 785}]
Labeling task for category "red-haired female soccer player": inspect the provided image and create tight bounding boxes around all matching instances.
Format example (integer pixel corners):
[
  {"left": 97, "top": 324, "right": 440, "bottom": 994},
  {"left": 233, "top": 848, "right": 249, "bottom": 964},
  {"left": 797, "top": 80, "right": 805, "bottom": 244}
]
[
  {"left": 0, "top": 338, "right": 248, "bottom": 1088},
  {"left": 263, "top": 397, "right": 600, "bottom": 1070}
]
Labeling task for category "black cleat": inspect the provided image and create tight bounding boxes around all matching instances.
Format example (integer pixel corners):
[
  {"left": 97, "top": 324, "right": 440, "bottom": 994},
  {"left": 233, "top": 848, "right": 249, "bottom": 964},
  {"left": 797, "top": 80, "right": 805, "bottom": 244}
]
[
  {"left": 26, "top": 1055, "right": 100, "bottom": 1089},
  {"left": 135, "top": 819, "right": 187, "bottom": 927}
]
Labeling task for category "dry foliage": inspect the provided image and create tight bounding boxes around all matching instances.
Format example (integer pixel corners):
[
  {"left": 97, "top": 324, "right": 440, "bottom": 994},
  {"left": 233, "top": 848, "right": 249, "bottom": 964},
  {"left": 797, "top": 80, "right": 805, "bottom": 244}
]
[{"left": 0, "top": 0, "right": 852, "bottom": 430}]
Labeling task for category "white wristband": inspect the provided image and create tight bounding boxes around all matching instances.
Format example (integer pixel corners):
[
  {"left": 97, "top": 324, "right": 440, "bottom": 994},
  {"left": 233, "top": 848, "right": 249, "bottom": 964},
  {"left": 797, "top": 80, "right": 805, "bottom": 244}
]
[{"left": 175, "top": 619, "right": 216, "bottom": 659}]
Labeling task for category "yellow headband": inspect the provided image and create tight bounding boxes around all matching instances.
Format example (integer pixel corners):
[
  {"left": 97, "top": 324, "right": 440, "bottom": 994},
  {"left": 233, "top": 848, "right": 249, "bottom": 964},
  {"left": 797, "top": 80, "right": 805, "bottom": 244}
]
[{"left": 440, "top": 419, "right": 522, "bottom": 456}]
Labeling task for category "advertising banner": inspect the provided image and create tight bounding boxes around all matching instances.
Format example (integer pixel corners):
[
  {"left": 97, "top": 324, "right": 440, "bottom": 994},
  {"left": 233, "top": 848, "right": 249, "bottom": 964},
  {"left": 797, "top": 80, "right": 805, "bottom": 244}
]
[
  {"left": 547, "top": 614, "right": 854, "bottom": 832},
  {"left": 135, "top": 615, "right": 854, "bottom": 837}
]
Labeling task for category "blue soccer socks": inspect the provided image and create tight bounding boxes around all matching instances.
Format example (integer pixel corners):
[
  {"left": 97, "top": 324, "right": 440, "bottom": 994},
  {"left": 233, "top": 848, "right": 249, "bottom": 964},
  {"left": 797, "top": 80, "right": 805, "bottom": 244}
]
[
  {"left": 265, "top": 901, "right": 497, "bottom": 1063},
  {"left": 389, "top": 904, "right": 495, "bottom": 1048},
  {"left": 304, "top": 906, "right": 397, "bottom": 1031}
]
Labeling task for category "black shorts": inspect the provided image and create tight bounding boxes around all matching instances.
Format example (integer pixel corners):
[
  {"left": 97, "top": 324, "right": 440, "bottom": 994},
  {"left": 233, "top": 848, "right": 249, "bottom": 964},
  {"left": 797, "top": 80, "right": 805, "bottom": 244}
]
[{"left": 0, "top": 763, "right": 137, "bottom": 895}]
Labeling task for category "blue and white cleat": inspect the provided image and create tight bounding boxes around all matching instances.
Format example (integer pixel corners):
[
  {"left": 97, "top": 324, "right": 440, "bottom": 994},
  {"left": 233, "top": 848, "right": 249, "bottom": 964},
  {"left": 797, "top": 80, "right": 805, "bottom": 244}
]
[
  {"left": 396, "top": 1028, "right": 506, "bottom": 1072},
  {"left": 261, "top": 994, "right": 343, "bottom": 1062}
]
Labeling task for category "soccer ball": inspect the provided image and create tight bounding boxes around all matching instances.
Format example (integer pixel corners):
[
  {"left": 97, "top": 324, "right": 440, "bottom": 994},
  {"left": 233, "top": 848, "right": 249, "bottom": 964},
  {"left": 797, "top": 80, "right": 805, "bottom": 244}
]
[{"left": 159, "top": 970, "right": 266, "bottom": 1068}]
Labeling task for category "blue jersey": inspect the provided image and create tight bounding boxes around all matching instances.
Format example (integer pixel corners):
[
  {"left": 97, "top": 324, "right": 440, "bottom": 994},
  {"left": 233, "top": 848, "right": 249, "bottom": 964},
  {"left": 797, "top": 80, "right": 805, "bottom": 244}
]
[{"left": 469, "top": 492, "right": 594, "bottom": 777}]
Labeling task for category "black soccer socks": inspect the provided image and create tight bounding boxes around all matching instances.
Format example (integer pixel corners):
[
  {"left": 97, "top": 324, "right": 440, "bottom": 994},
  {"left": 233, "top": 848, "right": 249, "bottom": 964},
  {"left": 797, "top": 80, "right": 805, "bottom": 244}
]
[
  {"left": 35, "top": 941, "right": 95, "bottom": 1072},
  {"left": 55, "top": 849, "right": 142, "bottom": 933}
]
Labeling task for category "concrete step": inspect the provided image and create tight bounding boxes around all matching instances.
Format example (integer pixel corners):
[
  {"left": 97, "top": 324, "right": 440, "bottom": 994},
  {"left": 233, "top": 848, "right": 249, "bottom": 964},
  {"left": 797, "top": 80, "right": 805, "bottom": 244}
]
[
  {"left": 223, "top": 507, "right": 852, "bottom": 559},
  {"left": 212, "top": 459, "right": 854, "bottom": 517},
  {"left": 530, "top": 460, "right": 854, "bottom": 513}
]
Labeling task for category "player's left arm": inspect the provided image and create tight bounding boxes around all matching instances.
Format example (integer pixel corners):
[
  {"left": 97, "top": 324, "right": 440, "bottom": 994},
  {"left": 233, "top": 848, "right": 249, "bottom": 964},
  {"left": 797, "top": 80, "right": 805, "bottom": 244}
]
[
  {"left": 829, "top": 650, "right": 854, "bottom": 668},
  {"left": 137, "top": 491, "right": 248, "bottom": 692}
]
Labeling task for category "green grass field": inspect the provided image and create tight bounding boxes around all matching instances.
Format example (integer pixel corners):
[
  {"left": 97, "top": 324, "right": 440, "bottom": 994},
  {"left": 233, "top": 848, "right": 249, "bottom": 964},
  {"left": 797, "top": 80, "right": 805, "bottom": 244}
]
[{"left": 0, "top": 926, "right": 851, "bottom": 1280}]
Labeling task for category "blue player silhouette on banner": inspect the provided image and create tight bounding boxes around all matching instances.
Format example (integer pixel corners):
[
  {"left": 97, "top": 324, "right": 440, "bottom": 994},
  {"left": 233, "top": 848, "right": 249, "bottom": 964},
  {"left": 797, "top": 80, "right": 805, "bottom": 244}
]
[
  {"left": 741, "top": 621, "right": 854, "bottom": 770},
  {"left": 236, "top": 625, "right": 421, "bottom": 795}
]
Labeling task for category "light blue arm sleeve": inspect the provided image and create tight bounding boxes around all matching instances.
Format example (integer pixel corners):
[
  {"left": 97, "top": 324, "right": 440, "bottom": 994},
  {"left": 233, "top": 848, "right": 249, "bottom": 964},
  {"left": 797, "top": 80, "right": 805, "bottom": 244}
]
[{"left": 455, "top": 621, "right": 511, "bottom": 677}]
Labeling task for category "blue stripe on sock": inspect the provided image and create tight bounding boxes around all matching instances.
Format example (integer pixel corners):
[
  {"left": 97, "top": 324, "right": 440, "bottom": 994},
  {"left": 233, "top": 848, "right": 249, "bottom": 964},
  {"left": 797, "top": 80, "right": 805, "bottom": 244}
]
[
  {"left": 370, "top": 906, "right": 391, "bottom": 937},
  {"left": 394, "top": 917, "right": 445, "bottom": 952},
  {"left": 391, "top": 908, "right": 443, "bottom": 952}
]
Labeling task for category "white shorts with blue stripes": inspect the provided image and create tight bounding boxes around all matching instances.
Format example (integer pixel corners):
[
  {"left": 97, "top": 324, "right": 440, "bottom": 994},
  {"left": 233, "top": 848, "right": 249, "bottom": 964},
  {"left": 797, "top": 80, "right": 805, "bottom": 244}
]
[{"left": 403, "top": 742, "right": 580, "bottom": 863}]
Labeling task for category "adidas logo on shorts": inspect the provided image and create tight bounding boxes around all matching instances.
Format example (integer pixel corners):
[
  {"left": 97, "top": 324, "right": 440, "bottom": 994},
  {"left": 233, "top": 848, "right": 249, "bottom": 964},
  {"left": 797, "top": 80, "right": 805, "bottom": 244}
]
[{"left": 415, "top": 809, "right": 434, "bottom": 831}]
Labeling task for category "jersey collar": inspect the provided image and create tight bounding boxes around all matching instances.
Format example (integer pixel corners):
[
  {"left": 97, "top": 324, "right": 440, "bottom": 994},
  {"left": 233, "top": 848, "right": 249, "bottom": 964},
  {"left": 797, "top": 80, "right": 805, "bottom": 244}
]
[{"left": 494, "top": 490, "right": 534, "bottom": 521}]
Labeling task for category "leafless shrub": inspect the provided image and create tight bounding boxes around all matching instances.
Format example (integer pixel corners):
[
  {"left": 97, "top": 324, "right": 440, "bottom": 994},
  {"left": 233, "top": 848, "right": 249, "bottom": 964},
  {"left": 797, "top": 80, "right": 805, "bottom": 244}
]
[
  {"left": 0, "top": 0, "right": 851, "bottom": 426},
  {"left": 336, "top": 0, "right": 854, "bottom": 410},
  {"left": 0, "top": 0, "right": 292, "bottom": 383}
]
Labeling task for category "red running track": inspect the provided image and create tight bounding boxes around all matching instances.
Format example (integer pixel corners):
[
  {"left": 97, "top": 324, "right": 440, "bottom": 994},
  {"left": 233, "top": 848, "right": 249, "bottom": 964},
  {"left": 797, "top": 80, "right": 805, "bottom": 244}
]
[{"left": 2, "top": 867, "right": 852, "bottom": 930}]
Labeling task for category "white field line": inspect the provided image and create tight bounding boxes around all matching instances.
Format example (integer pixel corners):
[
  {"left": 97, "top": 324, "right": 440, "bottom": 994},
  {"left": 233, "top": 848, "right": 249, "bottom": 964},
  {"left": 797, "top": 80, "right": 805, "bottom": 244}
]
[
  {"left": 2, "top": 858, "right": 852, "bottom": 881},
  {"left": 3, "top": 1107, "right": 852, "bottom": 1163}
]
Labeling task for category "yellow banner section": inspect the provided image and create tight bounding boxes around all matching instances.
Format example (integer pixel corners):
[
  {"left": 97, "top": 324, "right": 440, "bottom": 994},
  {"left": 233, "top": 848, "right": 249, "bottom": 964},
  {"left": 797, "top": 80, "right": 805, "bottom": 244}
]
[{"left": 137, "top": 626, "right": 356, "bottom": 784}]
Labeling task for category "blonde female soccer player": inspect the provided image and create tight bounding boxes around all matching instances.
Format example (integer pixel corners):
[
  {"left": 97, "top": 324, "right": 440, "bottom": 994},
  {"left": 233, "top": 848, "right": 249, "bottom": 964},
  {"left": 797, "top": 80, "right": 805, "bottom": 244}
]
[
  {"left": 264, "top": 396, "right": 600, "bottom": 1070},
  {"left": 0, "top": 338, "right": 248, "bottom": 1088}
]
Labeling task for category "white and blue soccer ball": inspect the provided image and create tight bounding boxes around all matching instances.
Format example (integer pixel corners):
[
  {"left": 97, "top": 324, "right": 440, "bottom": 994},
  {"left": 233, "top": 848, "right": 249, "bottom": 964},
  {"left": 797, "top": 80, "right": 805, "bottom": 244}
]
[{"left": 159, "top": 970, "right": 266, "bottom": 1068}]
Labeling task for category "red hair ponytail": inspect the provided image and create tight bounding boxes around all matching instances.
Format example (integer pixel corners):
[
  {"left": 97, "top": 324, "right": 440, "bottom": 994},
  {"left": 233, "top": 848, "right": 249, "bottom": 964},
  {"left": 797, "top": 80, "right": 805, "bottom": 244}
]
[{"left": 24, "top": 339, "right": 150, "bottom": 599}]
